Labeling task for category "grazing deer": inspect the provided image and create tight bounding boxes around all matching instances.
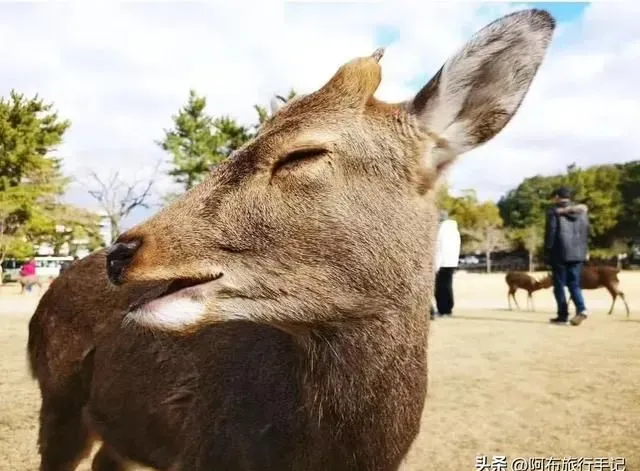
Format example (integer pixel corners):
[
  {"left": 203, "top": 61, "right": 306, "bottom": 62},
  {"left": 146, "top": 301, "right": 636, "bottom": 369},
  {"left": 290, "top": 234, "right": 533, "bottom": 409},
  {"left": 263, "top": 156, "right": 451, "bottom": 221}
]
[
  {"left": 506, "top": 271, "right": 553, "bottom": 311},
  {"left": 28, "top": 9, "right": 555, "bottom": 471},
  {"left": 580, "top": 265, "right": 630, "bottom": 316}
]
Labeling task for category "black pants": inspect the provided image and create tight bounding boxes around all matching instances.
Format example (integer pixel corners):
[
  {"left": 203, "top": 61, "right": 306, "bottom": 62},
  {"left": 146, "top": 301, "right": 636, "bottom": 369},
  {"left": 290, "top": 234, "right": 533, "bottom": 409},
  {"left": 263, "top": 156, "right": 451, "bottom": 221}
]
[{"left": 435, "top": 267, "right": 455, "bottom": 315}]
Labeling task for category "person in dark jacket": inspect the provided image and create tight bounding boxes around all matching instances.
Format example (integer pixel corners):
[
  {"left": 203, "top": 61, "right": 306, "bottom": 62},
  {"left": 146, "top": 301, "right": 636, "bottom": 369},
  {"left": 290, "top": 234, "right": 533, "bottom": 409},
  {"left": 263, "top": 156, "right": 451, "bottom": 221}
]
[{"left": 544, "top": 187, "right": 590, "bottom": 326}]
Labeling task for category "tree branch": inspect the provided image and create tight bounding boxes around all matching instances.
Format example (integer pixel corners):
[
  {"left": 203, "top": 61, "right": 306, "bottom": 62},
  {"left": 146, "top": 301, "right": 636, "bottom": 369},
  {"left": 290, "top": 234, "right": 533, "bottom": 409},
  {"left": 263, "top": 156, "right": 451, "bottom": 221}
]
[{"left": 83, "top": 161, "right": 161, "bottom": 239}]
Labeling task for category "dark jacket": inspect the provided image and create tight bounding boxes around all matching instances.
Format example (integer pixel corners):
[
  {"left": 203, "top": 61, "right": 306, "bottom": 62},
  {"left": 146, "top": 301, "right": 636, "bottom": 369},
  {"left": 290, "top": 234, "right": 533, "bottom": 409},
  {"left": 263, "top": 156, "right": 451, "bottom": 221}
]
[{"left": 544, "top": 201, "right": 589, "bottom": 264}]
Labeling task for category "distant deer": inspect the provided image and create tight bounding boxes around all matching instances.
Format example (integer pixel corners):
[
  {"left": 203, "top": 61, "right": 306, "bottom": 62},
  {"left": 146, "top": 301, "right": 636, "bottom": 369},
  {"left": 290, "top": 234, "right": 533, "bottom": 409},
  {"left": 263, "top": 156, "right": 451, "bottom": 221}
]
[
  {"left": 28, "top": 10, "right": 555, "bottom": 471},
  {"left": 580, "top": 265, "right": 630, "bottom": 317},
  {"left": 506, "top": 271, "right": 553, "bottom": 311}
]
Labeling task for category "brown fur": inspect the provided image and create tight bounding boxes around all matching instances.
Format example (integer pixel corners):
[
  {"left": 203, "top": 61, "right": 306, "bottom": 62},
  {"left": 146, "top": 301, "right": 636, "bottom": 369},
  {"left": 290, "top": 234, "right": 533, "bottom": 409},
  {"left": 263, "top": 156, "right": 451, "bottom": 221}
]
[
  {"left": 27, "top": 250, "right": 166, "bottom": 471},
  {"left": 505, "top": 271, "right": 553, "bottom": 311},
  {"left": 28, "top": 9, "right": 555, "bottom": 471},
  {"left": 580, "top": 265, "right": 630, "bottom": 317}
]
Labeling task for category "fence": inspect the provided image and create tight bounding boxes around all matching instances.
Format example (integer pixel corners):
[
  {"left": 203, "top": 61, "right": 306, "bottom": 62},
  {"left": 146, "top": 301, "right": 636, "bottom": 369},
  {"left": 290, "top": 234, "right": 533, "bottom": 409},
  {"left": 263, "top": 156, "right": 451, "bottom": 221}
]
[{"left": 459, "top": 252, "right": 639, "bottom": 274}]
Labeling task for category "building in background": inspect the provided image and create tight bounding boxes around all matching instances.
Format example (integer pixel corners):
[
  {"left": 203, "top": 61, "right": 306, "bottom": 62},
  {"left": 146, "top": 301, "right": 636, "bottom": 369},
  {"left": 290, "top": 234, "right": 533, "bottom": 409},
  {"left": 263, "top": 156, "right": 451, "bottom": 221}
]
[
  {"left": 35, "top": 210, "right": 112, "bottom": 258},
  {"left": 97, "top": 210, "right": 112, "bottom": 247}
]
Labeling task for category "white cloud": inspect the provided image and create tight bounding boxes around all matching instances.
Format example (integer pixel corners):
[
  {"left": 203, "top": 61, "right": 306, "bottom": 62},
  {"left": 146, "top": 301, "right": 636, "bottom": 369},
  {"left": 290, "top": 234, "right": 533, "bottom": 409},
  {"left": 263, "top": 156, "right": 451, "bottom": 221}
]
[{"left": 0, "top": 1, "right": 638, "bottom": 229}]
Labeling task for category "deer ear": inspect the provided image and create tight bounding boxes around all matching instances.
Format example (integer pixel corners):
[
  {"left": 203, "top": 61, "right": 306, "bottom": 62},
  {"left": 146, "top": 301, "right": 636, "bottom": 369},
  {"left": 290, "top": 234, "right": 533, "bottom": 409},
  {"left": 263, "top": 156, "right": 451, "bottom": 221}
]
[
  {"left": 269, "top": 94, "right": 288, "bottom": 116},
  {"left": 408, "top": 9, "right": 555, "bottom": 175}
]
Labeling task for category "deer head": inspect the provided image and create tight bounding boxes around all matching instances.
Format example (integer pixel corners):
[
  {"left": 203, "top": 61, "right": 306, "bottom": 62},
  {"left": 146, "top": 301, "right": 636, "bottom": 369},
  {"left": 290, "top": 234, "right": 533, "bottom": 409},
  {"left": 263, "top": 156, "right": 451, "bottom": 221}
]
[
  {"left": 537, "top": 273, "right": 554, "bottom": 290},
  {"left": 106, "top": 10, "right": 555, "bottom": 331}
]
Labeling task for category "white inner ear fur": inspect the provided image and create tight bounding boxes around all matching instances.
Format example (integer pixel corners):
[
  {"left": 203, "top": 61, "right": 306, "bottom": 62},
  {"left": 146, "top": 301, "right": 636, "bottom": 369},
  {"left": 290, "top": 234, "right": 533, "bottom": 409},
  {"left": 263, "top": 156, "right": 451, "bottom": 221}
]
[{"left": 411, "top": 9, "right": 555, "bottom": 170}]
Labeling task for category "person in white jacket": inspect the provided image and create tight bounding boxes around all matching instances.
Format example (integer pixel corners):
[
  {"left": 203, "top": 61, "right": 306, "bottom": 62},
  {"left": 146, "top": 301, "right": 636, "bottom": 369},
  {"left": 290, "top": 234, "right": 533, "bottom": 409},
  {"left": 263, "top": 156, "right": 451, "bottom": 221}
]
[{"left": 433, "top": 211, "right": 461, "bottom": 317}]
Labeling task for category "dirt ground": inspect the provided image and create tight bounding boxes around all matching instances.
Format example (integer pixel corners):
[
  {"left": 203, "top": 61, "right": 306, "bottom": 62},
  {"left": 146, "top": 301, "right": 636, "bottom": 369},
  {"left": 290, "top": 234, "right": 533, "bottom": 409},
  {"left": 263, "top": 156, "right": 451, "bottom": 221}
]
[{"left": 1, "top": 271, "right": 639, "bottom": 471}]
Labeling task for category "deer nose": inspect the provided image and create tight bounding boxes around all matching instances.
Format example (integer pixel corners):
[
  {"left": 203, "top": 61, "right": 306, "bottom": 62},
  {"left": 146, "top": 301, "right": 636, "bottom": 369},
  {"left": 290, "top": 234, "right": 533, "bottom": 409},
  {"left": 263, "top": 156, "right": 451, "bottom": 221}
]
[{"left": 106, "top": 239, "right": 142, "bottom": 285}]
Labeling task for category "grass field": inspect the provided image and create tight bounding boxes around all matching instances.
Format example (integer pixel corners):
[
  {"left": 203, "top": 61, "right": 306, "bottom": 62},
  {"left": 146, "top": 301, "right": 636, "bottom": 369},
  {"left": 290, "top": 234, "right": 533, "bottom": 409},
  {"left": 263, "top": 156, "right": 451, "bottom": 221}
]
[{"left": 1, "top": 271, "right": 639, "bottom": 471}]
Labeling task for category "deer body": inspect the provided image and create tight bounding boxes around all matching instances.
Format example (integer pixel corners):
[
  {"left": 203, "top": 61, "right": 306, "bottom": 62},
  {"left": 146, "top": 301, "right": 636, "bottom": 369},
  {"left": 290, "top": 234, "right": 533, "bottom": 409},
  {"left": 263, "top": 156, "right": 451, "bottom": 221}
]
[
  {"left": 580, "top": 265, "right": 630, "bottom": 316},
  {"left": 28, "top": 251, "right": 164, "bottom": 471},
  {"left": 88, "top": 311, "right": 427, "bottom": 471},
  {"left": 30, "top": 246, "right": 426, "bottom": 471},
  {"left": 28, "top": 9, "right": 555, "bottom": 471},
  {"left": 506, "top": 271, "right": 552, "bottom": 311}
]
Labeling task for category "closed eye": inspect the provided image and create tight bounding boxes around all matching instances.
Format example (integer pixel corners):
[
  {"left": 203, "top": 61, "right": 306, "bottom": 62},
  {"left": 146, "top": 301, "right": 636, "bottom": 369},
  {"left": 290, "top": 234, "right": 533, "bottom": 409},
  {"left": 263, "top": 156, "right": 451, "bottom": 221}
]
[{"left": 272, "top": 147, "right": 328, "bottom": 173}]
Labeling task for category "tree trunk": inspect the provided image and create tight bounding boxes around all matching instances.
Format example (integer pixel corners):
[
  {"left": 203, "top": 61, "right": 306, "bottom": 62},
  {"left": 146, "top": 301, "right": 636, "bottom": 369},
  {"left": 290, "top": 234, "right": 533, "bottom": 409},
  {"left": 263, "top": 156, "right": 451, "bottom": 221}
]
[
  {"left": 0, "top": 223, "right": 6, "bottom": 265},
  {"left": 528, "top": 250, "right": 533, "bottom": 272},
  {"left": 110, "top": 216, "right": 121, "bottom": 244},
  {"left": 486, "top": 250, "right": 491, "bottom": 273},
  {"left": 0, "top": 247, "right": 4, "bottom": 286}
]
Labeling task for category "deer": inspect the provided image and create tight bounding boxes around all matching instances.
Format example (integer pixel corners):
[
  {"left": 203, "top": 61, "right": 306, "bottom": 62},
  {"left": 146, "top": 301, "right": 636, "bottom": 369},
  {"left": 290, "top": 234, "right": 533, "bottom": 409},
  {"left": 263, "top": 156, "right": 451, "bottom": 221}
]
[
  {"left": 506, "top": 271, "right": 553, "bottom": 311},
  {"left": 27, "top": 9, "right": 555, "bottom": 471},
  {"left": 580, "top": 265, "right": 630, "bottom": 317}
]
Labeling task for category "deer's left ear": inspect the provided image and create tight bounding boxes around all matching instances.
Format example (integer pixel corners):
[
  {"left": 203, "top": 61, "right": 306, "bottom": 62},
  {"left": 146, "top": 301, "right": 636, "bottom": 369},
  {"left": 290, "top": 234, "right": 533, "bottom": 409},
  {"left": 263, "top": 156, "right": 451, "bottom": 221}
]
[{"left": 407, "top": 9, "right": 555, "bottom": 176}]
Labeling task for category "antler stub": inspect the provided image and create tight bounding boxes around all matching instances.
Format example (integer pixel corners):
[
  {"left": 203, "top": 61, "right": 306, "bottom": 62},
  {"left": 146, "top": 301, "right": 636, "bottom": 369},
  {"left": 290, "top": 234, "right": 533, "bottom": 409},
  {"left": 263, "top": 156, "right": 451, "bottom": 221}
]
[{"left": 371, "top": 48, "right": 385, "bottom": 63}]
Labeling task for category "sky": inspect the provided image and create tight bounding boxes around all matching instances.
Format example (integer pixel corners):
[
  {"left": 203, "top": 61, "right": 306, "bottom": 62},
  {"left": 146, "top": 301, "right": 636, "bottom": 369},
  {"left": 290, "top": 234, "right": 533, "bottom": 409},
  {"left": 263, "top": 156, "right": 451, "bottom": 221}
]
[{"left": 1, "top": 1, "right": 638, "bottom": 230}]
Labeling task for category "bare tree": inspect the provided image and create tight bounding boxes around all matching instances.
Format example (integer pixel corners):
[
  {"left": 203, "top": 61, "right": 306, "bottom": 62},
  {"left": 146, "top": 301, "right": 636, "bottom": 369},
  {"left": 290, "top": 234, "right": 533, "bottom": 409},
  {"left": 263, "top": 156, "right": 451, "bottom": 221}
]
[
  {"left": 522, "top": 227, "right": 541, "bottom": 273},
  {"left": 510, "top": 225, "right": 543, "bottom": 272},
  {"left": 457, "top": 201, "right": 511, "bottom": 273},
  {"left": 463, "top": 225, "right": 511, "bottom": 273},
  {"left": 479, "top": 226, "right": 510, "bottom": 273},
  {"left": 85, "top": 163, "right": 160, "bottom": 242}
]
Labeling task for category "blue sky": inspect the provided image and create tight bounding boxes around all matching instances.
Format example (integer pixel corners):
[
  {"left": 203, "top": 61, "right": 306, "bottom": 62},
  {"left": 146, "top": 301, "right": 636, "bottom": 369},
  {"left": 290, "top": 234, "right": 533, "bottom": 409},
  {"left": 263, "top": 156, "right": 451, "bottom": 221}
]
[
  {"left": 0, "top": 1, "right": 637, "bottom": 230},
  {"left": 529, "top": 2, "right": 588, "bottom": 21},
  {"left": 375, "top": 2, "right": 589, "bottom": 46}
]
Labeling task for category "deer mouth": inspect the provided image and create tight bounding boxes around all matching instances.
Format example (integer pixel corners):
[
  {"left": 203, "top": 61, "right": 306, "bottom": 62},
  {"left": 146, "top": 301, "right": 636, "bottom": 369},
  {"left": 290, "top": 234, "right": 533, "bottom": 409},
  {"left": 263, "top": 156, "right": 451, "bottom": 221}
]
[{"left": 127, "top": 273, "right": 224, "bottom": 314}]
